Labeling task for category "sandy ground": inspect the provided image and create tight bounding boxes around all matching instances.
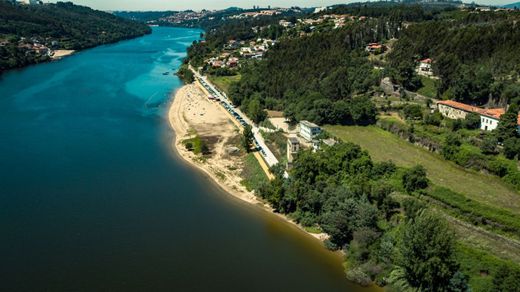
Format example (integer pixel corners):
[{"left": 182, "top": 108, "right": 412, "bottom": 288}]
[
  {"left": 168, "top": 83, "right": 329, "bottom": 241},
  {"left": 168, "top": 84, "right": 259, "bottom": 204},
  {"left": 51, "top": 50, "right": 75, "bottom": 59},
  {"left": 269, "top": 117, "right": 299, "bottom": 134}
]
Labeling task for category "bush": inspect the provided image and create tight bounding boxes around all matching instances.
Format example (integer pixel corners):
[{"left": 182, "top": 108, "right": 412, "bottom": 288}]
[
  {"left": 486, "top": 157, "right": 515, "bottom": 178},
  {"left": 424, "top": 110, "right": 443, "bottom": 126},
  {"left": 346, "top": 267, "right": 373, "bottom": 287},
  {"left": 503, "top": 137, "right": 520, "bottom": 160},
  {"left": 403, "top": 104, "right": 424, "bottom": 120},
  {"left": 453, "top": 145, "right": 487, "bottom": 170},
  {"left": 402, "top": 165, "right": 429, "bottom": 193},
  {"left": 480, "top": 135, "right": 499, "bottom": 155},
  {"left": 463, "top": 112, "right": 481, "bottom": 129},
  {"left": 442, "top": 133, "right": 462, "bottom": 160}
]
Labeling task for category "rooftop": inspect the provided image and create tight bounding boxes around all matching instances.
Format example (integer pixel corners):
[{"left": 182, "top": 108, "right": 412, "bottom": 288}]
[
  {"left": 300, "top": 120, "right": 320, "bottom": 129},
  {"left": 437, "top": 100, "right": 520, "bottom": 124}
]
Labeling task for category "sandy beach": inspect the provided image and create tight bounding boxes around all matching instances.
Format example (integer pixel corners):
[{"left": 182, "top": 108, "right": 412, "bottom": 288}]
[
  {"left": 51, "top": 50, "right": 75, "bottom": 59},
  {"left": 168, "top": 83, "right": 329, "bottom": 241}
]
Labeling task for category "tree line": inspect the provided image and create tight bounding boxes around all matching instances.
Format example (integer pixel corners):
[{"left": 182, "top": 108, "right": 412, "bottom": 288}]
[
  {"left": 387, "top": 10, "right": 520, "bottom": 105},
  {"left": 0, "top": 1, "right": 151, "bottom": 74}
]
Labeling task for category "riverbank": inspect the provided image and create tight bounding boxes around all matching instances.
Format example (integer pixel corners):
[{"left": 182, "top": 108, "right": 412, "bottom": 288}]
[
  {"left": 51, "top": 50, "right": 75, "bottom": 60},
  {"left": 168, "top": 83, "right": 330, "bottom": 242}
]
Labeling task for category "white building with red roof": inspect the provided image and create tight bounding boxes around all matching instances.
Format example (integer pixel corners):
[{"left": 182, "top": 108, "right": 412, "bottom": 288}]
[
  {"left": 436, "top": 100, "right": 520, "bottom": 131},
  {"left": 417, "top": 58, "right": 433, "bottom": 76}
]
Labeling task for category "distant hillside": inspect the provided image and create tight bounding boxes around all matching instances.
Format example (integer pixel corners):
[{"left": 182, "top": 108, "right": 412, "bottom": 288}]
[
  {"left": 0, "top": 1, "right": 151, "bottom": 73},
  {"left": 503, "top": 2, "right": 520, "bottom": 8}
]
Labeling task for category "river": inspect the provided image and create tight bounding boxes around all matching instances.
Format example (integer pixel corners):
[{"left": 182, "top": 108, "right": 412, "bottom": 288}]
[{"left": 0, "top": 27, "right": 379, "bottom": 292}]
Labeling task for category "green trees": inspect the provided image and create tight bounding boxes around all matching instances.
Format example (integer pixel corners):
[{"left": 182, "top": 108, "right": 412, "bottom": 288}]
[
  {"left": 399, "top": 211, "right": 463, "bottom": 291},
  {"left": 403, "top": 104, "right": 423, "bottom": 120},
  {"left": 497, "top": 104, "right": 520, "bottom": 142},
  {"left": 463, "top": 112, "right": 481, "bottom": 130},
  {"left": 388, "top": 13, "right": 520, "bottom": 105},
  {"left": 177, "top": 65, "right": 194, "bottom": 83},
  {"left": 241, "top": 125, "right": 254, "bottom": 152},
  {"left": 493, "top": 264, "right": 520, "bottom": 292},
  {"left": 0, "top": 1, "right": 151, "bottom": 73},
  {"left": 228, "top": 20, "right": 383, "bottom": 126},
  {"left": 246, "top": 98, "right": 267, "bottom": 124},
  {"left": 402, "top": 165, "right": 429, "bottom": 193}
]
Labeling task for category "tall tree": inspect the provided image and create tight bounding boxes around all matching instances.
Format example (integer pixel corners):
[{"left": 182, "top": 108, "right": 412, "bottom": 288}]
[
  {"left": 497, "top": 104, "right": 520, "bottom": 142},
  {"left": 242, "top": 125, "right": 254, "bottom": 152},
  {"left": 399, "top": 211, "right": 460, "bottom": 291}
]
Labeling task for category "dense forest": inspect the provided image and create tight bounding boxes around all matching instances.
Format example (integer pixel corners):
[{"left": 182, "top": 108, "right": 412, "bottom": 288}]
[
  {"left": 387, "top": 10, "right": 520, "bottom": 105},
  {"left": 0, "top": 1, "right": 151, "bottom": 73},
  {"left": 257, "top": 141, "right": 520, "bottom": 290},
  {"left": 227, "top": 17, "right": 408, "bottom": 125}
]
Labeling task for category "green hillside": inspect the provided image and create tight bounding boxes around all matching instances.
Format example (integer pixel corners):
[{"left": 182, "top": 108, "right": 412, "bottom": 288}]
[{"left": 0, "top": 1, "right": 151, "bottom": 73}]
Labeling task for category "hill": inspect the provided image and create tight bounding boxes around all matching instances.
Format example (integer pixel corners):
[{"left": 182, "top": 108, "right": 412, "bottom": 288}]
[
  {"left": 0, "top": 1, "right": 151, "bottom": 74},
  {"left": 503, "top": 2, "right": 520, "bottom": 8}
]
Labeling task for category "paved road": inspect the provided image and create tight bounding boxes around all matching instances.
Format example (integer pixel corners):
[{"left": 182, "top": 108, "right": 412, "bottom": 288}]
[{"left": 189, "top": 66, "right": 280, "bottom": 169}]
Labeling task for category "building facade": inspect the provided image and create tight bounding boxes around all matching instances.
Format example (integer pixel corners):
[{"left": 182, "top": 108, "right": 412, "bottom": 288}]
[
  {"left": 299, "top": 120, "right": 321, "bottom": 141},
  {"left": 287, "top": 136, "right": 300, "bottom": 169},
  {"left": 436, "top": 100, "right": 519, "bottom": 132}
]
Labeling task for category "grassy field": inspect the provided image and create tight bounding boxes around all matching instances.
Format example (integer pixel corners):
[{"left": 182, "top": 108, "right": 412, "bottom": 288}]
[
  {"left": 417, "top": 76, "right": 438, "bottom": 98},
  {"left": 241, "top": 153, "right": 269, "bottom": 191},
  {"left": 325, "top": 125, "right": 520, "bottom": 214},
  {"left": 208, "top": 74, "right": 241, "bottom": 95}
]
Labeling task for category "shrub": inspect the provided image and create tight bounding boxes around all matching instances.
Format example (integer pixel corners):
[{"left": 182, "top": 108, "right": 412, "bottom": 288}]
[
  {"left": 486, "top": 157, "right": 516, "bottom": 177},
  {"left": 402, "top": 165, "right": 429, "bottom": 193},
  {"left": 453, "top": 145, "right": 487, "bottom": 170},
  {"left": 424, "top": 110, "right": 443, "bottom": 126},
  {"left": 463, "top": 112, "right": 481, "bottom": 129},
  {"left": 403, "top": 104, "right": 424, "bottom": 120},
  {"left": 503, "top": 137, "right": 520, "bottom": 160},
  {"left": 346, "top": 267, "right": 373, "bottom": 287},
  {"left": 480, "top": 135, "right": 499, "bottom": 155}
]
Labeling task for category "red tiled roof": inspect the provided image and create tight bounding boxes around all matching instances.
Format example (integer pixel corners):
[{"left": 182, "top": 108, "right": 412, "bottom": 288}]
[
  {"left": 420, "top": 58, "right": 432, "bottom": 63},
  {"left": 436, "top": 100, "right": 517, "bottom": 123},
  {"left": 437, "top": 100, "right": 484, "bottom": 114}
]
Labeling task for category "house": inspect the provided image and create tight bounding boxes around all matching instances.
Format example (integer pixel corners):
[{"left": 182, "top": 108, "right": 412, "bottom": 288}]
[
  {"left": 287, "top": 136, "right": 300, "bottom": 169},
  {"left": 224, "top": 40, "right": 240, "bottom": 50},
  {"left": 279, "top": 20, "right": 294, "bottom": 28},
  {"left": 299, "top": 120, "right": 321, "bottom": 141},
  {"left": 226, "top": 57, "right": 239, "bottom": 68},
  {"left": 417, "top": 58, "right": 434, "bottom": 76},
  {"left": 437, "top": 100, "right": 480, "bottom": 120},
  {"left": 210, "top": 60, "right": 224, "bottom": 68},
  {"left": 365, "top": 43, "right": 385, "bottom": 54},
  {"left": 479, "top": 108, "right": 505, "bottom": 131},
  {"left": 436, "top": 100, "right": 519, "bottom": 131}
]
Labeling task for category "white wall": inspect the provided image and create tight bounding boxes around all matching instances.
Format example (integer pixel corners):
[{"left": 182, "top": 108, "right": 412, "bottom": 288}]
[{"left": 480, "top": 116, "right": 500, "bottom": 131}]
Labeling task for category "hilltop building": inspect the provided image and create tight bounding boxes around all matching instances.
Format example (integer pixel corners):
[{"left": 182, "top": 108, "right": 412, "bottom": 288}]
[{"left": 299, "top": 120, "right": 321, "bottom": 141}]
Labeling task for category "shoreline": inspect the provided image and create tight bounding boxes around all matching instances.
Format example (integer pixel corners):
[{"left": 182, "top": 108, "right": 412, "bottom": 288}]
[
  {"left": 51, "top": 49, "right": 76, "bottom": 60},
  {"left": 167, "top": 83, "right": 330, "bottom": 243}
]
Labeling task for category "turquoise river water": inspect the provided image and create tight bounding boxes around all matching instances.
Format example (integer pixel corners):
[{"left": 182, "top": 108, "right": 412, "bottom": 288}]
[{"left": 0, "top": 27, "right": 379, "bottom": 292}]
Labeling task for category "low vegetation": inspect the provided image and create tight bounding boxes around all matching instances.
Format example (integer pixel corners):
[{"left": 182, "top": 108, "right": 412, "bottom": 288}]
[
  {"left": 182, "top": 135, "right": 209, "bottom": 155},
  {"left": 208, "top": 74, "right": 241, "bottom": 95},
  {"left": 325, "top": 125, "right": 520, "bottom": 215},
  {"left": 241, "top": 153, "right": 268, "bottom": 191}
]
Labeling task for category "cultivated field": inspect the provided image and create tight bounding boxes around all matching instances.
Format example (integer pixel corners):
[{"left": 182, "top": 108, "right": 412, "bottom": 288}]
[{"left": 325, "top": 125, "right": 520, "bottom": 214}]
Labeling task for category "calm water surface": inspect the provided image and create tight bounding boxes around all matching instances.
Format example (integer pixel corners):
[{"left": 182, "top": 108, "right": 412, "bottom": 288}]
[{"left": 0, "top": 27, "right": 378, "bottom": 292}]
